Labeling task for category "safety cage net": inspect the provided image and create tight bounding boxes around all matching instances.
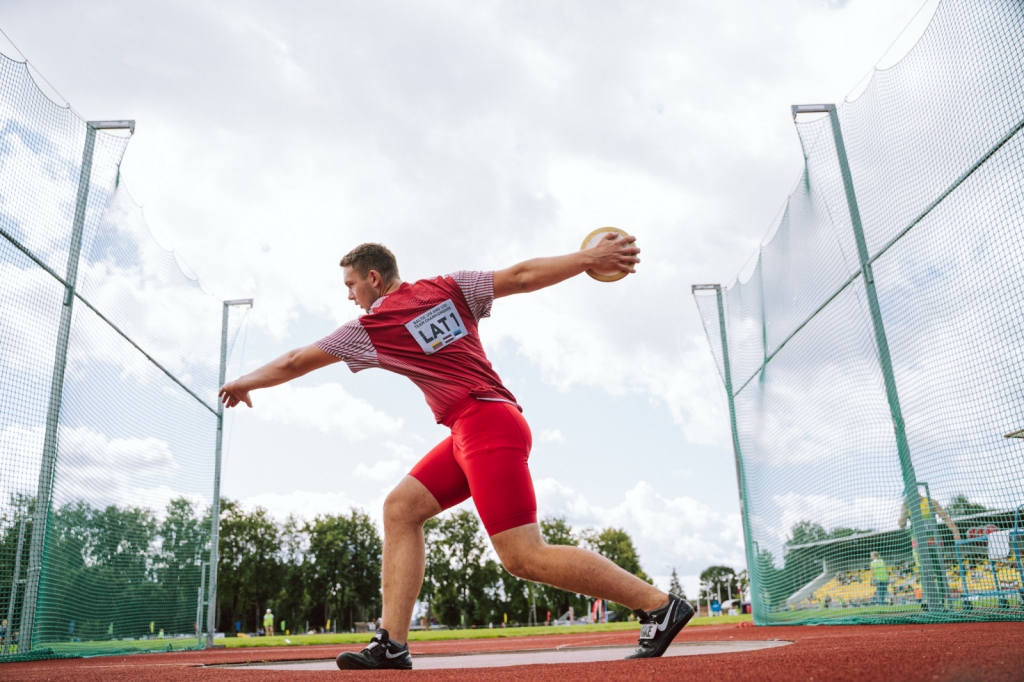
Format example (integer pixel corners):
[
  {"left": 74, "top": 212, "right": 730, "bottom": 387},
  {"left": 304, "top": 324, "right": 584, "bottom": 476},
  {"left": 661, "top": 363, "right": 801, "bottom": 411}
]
[
  {"left": 693, "top": 0, "right": 1024, "bottom": 625},
  {"left": 0, "top": 51, "right": 247, "bottom": 658}
]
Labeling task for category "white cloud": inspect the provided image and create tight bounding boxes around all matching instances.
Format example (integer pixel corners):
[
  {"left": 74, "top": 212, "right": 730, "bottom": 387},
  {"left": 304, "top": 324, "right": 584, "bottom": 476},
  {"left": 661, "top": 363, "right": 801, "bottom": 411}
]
[
  {"left": 0, "top": 423, "right": 194, "bottom": 515},
  {"left": 538, "top": 429, "right": 565, "bottom": 444},
  {"left": 251, "top": 382, "right": 402, "bottom": 440},
  {"left": 354, "top": 459, "right": 405, "bottom": 482},
  {"left": 535, "top": 478, "right": 746, "bottom": 576},
  {"left": 238, "top": 489, "right": 373, "bottom": 523},
  {"left": 0, "top": 262, "right": 63, "bottom": 377},
  {"left": 771, "top": 492, "right": 901, "bottom": 543}
]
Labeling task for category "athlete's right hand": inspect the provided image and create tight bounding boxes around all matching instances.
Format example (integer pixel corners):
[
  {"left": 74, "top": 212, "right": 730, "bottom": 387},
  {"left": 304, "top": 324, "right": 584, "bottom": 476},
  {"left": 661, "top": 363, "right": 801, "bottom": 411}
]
[
  {"left": 219, "top": 381, "right": 253, "bottom": 409},
  {"left": 588, "top": 232, "right": 640, "bottom": 274}
]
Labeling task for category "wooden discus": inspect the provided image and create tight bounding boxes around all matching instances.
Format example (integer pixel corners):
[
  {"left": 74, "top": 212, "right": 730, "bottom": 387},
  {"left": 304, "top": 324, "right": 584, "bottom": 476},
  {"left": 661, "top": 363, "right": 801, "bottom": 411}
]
[{"left": 580, "top": 226, "right": 633, "bottom": 282}]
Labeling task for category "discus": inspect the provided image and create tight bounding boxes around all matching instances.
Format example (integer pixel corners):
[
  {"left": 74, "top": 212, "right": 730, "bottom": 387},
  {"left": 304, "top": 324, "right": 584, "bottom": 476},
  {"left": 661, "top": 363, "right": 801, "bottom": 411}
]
[{"left": 580, "top": 226, "right": 634, "bottom": 282}]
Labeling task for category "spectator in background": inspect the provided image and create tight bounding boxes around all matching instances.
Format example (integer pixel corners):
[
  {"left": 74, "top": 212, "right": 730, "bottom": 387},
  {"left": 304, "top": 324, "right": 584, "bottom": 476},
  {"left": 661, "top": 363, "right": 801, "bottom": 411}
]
[
  {"left": 263, "top": 609, "right": 275, "bottom": 637},
  {"left": 899, "top": 495, "right": 961, "bottom": 542},
  {"left": 870, "top": 552, "right": 889, "bottom": 604}
]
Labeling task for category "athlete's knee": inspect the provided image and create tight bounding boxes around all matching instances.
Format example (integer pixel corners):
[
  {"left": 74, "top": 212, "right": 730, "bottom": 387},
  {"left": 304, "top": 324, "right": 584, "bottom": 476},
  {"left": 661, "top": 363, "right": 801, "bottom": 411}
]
[
  {"left": 383, "top": 490, "right": 420, "bottom": 528},
  {"left": 499, "top": 551, "right": 538, "bottom": 581},
  {"left": 494, "top": 542, "right": 544, "bottom": 581},
  {"left": 492, "top": 523, "right": 546, "bottom": 580},
  {"left": 383, "top": 480, "right": 437, "bottom": 528}
]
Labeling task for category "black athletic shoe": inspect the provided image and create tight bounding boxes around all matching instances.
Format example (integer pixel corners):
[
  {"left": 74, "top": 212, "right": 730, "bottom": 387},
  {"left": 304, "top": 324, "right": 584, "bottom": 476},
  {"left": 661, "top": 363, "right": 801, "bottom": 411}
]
[
  {"left": 625, "top": 593, "right": 694, "bottom": 659},
  {"left": 336, "top": 628, "right": 413, "bottom": 670}
]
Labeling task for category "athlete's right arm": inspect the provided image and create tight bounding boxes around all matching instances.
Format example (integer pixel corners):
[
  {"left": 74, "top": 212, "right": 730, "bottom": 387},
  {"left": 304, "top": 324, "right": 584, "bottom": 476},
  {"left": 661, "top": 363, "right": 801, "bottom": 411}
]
[
  {"left": 218, "top": 344, "right": 340, "bottom": 408},
  {"left": 492, "top": 232, "right": 639, "bottom": 298}
]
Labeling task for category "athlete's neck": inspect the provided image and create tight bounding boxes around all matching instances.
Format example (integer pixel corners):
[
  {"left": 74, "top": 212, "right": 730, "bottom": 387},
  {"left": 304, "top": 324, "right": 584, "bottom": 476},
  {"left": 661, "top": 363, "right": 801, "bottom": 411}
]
[{"left": 378, "top": 279, "right": 403, "bottom": 298}]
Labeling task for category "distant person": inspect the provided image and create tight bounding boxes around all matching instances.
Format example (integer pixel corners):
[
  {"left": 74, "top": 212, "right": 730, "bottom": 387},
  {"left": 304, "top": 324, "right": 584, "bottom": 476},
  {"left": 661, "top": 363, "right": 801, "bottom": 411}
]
[
  {"left": 263, "top": 609, "right": 275, "bottom": 637},
  {"left": 870, "top": 552, "right": 889, "bottom": 604},
  {"left": 900, "top": 493, "right": 957, "bottom": 605},
  {"left": 899, "top": 495, "right": 961, "bottom": 542},
  {"left": 220, "top": 240, "right": 692, "bottom": 670}
]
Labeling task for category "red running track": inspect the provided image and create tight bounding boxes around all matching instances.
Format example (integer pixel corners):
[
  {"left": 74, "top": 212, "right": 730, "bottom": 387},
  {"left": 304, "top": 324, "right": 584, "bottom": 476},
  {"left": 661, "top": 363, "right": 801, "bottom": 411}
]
[{"left": 3, "top": 622, "right": 1023, "bottom": 681}]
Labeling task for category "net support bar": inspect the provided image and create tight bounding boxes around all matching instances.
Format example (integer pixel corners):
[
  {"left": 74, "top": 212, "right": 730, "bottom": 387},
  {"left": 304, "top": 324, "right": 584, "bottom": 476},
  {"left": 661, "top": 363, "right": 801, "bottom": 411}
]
[
  {"left": 691, "top": 283, "right": 759, "bottom": 618},
  {"left": 21, "top": 120, "right": 134, "bottom": 651},
  {"left": 207, "top": 298, "right": 252, "bottom": 647},
  {"left": 819, "top": 104, "right": 947, "bottom": 611},
  {"left": 21, "top": 123, "right": 98, "bottom": 651},
  {"left": 1, "top": 515, "right": 27, "bottom": 655}
]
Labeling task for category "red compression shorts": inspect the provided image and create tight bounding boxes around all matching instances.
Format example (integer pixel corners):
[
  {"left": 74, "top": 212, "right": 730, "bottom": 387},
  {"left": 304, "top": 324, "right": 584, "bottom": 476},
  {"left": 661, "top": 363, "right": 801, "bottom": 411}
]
[{"left": 409, "top": 397, "right": 536, "bottom": 536}]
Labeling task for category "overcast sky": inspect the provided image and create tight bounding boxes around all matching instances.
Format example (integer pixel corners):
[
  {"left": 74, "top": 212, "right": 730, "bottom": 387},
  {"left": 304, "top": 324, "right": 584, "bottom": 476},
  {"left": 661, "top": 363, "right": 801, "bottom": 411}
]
[{"left": 2, "top": 0, "right": 934, "bottom": 597}]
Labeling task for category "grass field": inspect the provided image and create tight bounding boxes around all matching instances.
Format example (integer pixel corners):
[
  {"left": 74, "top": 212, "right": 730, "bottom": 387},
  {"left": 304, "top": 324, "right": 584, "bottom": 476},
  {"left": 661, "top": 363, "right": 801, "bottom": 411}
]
[
  {"left": 222, "top": 614, "right": 754, "bottom": 648},
  {"left": 765, "top": 602, "right": 1024, "bottom": 624}
]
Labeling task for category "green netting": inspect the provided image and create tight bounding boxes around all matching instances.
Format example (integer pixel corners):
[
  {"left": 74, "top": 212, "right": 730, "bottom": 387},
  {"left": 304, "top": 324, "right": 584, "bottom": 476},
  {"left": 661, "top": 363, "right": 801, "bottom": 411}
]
[
  {"left": 693, "top": 0, "right": 1024, "bottom": 625},
  {"left": 0, "top": 50, "right": 248, "bottom": 658}
]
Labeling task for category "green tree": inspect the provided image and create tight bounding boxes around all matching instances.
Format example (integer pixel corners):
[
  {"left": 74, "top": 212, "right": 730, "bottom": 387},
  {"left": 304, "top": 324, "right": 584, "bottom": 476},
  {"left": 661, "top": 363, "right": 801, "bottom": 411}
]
[
  {"left": 668, "top": 567, "right": 685, "bottom": 599},
  {"left": 276, "top": 514, "right": 310, "bottom": 634},
  {"left": 946, "top": 494, "right": 986, "bottom": 518},
  {"left": 496, "top": 565, "right": 532, "bottom": 626},
  {"left": 828, "top": 527, "right": 872, "bottom": 539},
  {"left": 736, "top": 568, "right": 749, "bottom": 599},
  {"left": 581, "top": 527, "right": 650, "bottom": 580},
  {"left": 0, "top": 495, "right": 33, "bottom": 640},
  {"left": 216, "top": 500, "right": 283, "bottom": 633},
  {"left": 42, "top": 501, "right": 164, "bottom": 640},
  {"left": 535, "top": 517, "right": 588, "bottom": 622},
  {"left": 420, "top": 510, "right": 500, "bottom": 627},
  {"left": 156, "top": 497, "right": 210, "bottom": 635},
  {"left": 306, "top": 509, "right": 383, "bottom": 631},
  {"left": 158, "top": 498, "right": 208, "bottom": 588},
  {"left": 700, "top": 565, "right": 738, "bottom": 603},
  {"left": 581, "top": 526, "right": 651, "bottom": 620},
  {"left": 785, "top": 521, "right": 828, "bottom": 548}
]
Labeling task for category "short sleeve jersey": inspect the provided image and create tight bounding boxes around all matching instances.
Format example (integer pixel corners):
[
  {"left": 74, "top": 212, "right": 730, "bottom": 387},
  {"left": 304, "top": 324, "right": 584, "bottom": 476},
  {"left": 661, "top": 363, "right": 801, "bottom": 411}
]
[{"left": 315, "top": 271, "right": 518, "bottom": 425}]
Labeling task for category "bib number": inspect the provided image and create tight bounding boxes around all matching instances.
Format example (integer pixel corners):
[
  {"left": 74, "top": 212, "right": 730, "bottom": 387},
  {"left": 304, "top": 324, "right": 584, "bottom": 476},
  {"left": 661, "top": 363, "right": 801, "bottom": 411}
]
[{"left": 405, "top": 300, "right": 467, "bottom": 354}]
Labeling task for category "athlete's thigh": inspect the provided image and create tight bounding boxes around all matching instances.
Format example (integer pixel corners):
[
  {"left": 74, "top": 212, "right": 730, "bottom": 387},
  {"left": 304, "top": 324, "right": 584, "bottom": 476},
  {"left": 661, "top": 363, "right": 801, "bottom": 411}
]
[
  {"left": 408, "top": 435, "right": 471, "bottom": 512},
  {"left": 452, "top": 402, "right": 536, "bottom": 536}
]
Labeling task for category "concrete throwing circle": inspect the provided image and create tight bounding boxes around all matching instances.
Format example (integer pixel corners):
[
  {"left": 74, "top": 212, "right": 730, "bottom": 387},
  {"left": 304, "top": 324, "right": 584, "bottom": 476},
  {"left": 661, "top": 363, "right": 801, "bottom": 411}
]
[{"left": 216, "top": 640, "right": 792, "bottom": 670}]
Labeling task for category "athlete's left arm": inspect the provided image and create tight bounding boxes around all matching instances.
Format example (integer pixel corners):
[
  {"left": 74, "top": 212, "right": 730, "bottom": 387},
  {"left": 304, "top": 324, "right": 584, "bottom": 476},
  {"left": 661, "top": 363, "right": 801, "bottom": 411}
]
[
  {"left": 218, "top": 344, "right": 340, "bottom": 408},
  {"left": 493, "top": 232, "right": 639, "bottom": 298}
]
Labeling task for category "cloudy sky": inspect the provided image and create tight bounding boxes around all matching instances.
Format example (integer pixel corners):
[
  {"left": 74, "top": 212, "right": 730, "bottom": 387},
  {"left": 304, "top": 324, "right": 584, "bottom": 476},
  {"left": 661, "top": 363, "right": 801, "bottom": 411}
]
[{"left": 2, "top": 0, "right": 935, "bottom": 597}]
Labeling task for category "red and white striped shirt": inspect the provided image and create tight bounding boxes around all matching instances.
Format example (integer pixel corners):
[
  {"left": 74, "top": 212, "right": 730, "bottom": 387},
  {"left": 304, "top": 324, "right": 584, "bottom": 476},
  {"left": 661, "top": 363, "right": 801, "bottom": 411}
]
[{"left": 315, "top": 271, "right": 518, "bottom": 425}]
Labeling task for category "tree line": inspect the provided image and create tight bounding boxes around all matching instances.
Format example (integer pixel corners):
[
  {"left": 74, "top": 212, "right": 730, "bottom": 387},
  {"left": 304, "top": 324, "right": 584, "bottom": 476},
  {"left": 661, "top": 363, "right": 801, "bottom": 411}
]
[
  {"left": 215, "top": 502, "right": 654, "bottom": 634},
  {"left": 0, "top": 495, "right": 209, "bottom": 643},
  {"left": 1, "top": 495, "right": 657, "bottom": 642}
]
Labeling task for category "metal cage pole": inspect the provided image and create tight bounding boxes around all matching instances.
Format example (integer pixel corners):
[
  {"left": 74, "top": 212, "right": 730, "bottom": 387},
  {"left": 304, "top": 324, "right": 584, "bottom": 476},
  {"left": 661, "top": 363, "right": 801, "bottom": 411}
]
[
  {"left": 206, "top": 298, "right": 252, "bottom": 647},
  {"left": 20, "top": 120, "right": 134, "bottom": 651},
  {"left": 691, "top": 283, "right": 760, "bottom": 619},
  {"left": 793, "top": 103, "right": 944, "bottom": 610}
]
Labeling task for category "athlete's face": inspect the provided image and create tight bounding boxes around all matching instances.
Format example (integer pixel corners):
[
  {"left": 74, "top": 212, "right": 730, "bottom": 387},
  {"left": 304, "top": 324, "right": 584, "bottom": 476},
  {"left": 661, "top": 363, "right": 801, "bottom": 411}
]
[{"left": 344, "top": 266, "right": 385, "bottom": 312}]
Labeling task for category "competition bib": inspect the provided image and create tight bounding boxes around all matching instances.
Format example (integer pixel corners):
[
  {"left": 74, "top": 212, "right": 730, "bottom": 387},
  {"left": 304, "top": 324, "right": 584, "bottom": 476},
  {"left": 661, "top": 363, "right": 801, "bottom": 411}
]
[{"left": 405, "top": 300, "right": 467, "bottom": 354}]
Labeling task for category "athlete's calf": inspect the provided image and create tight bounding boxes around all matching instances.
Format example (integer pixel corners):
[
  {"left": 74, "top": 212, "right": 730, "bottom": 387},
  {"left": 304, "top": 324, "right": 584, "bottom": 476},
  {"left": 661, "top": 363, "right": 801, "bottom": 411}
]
[{"left": 490, "top": 523, "right": 669, "bottom": 613}]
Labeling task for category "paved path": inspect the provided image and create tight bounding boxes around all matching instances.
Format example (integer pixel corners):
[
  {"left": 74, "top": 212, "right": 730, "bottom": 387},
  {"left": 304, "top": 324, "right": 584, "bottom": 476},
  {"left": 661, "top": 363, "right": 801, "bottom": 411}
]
[{"left": 217, "top": 640, "right": 792, "bottom": 670}]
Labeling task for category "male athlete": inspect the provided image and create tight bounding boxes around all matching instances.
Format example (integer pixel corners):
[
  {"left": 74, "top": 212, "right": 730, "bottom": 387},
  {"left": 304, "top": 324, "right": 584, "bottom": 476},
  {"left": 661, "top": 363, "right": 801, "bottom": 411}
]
[{"left": 219, "top": 236, "right": 693, "bottom": 670}]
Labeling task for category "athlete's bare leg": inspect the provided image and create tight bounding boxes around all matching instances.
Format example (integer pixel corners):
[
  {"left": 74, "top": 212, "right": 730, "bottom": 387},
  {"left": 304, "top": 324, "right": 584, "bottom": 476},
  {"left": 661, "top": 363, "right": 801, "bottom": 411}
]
[
  {"left": 490, "top": 523, "right": 669, "bottom": 612},
  {"left": 380, "top": 476, "right": 441, "bottom": 644}
]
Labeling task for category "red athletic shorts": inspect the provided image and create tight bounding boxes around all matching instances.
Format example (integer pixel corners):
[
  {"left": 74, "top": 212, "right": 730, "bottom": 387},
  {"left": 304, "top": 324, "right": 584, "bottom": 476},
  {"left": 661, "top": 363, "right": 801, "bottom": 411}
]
[{"left": 409, "top": 397, "right": 536, "bottom": 536}]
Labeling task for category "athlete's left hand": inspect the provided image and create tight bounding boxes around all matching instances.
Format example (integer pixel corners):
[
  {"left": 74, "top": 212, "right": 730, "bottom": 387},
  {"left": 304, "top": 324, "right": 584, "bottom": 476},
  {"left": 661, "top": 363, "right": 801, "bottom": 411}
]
[{"left": 219, "top": 381, "right": 252, "bottom": 408}]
